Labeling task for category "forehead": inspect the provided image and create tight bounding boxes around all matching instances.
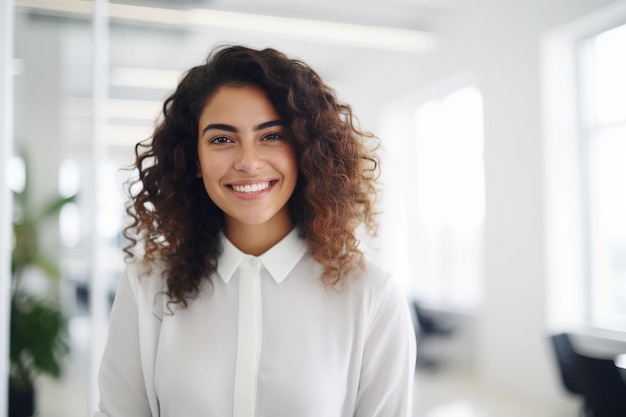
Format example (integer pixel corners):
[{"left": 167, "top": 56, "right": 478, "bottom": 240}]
[{"left": 200, "top": 85, "right": 279, "bottom": 121}]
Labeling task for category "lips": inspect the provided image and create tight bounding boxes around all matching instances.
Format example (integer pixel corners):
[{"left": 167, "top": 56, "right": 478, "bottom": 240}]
[{"left": 230, "top": 181, "right": 273, "bottom": 193}]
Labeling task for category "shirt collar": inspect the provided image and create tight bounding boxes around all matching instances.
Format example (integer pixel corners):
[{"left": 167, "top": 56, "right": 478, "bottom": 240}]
[{"left": 217, "top": 227, "right": 308, "bottom": 284}]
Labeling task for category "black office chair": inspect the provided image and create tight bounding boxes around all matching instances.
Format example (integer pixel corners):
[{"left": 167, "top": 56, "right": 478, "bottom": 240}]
[
  {"left": 549, "top": 333, "right": 588, "bottom": 416},
  {"left": 575, "top": 350, "right": 626, "bottom": 417},
  {"left": 550, "top": 333, "right": 584, "bottom": 396},
  {"left": 412, "top": 300, "right": 453, "bottom": 369}
]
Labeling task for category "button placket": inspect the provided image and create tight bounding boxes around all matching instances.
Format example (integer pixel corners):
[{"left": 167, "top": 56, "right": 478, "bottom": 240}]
[{"left": 233, "top": 257, "right": 262, "bottom": 417}]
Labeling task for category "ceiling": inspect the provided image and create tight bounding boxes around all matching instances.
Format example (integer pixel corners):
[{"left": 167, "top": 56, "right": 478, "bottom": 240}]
[
  {"left": 16, "top": 0, "right": 477, "bottom": 78},
  {"left": 121, "top": 0, "right": 473, "bottom": 28}
]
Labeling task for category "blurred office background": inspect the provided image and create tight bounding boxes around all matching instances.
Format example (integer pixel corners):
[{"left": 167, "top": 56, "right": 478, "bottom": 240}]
[{"left": 1, "top": 0, "right": 626, "bottom": 416}]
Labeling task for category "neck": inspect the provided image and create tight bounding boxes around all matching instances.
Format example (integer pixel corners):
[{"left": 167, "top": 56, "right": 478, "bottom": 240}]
[{"left": 225, "top": 215, "right": 293, "bottom": 256}]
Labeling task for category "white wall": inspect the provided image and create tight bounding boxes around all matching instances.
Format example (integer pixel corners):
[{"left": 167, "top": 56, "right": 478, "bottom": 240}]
[{"left": 376, "top": 0, "right": 622, "bottom": 407}]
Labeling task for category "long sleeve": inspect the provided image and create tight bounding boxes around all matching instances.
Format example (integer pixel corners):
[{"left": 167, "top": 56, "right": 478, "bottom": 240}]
[
  {"left": 94, "top": 264, "right": 158, "bottom": 417},
  {"left": 354, "top": 278, "right": 416, "bottom": 417}
]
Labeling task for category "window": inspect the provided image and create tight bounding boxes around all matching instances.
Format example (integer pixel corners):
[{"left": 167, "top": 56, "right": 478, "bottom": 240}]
[
  {"left": 579, "top": 22, "right": 626, "bottom": 331},
  {"left": 412, "top": 87, "right": 485, "bottom": 309}
]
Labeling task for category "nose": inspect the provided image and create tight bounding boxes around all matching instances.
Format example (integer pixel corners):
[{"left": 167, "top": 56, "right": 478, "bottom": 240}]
[{"left": 233, "top": 142, "right": 264, "bottom": 172}]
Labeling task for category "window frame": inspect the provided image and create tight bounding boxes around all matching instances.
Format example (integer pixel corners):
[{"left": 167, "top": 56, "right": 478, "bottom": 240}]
[
  {"left": 542, "top": 1, "right": 626, "bottom": 339},
  {"left": 577, "top": 22, "right": 626, "bottom": 331}
]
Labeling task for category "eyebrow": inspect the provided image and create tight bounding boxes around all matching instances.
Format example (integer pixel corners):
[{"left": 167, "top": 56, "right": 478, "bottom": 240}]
[{"left": 201, "top": 119, "right": 285, "bottom": 135}]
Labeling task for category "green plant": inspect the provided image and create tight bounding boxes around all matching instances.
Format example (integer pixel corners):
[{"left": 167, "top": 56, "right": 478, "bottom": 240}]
[{"left": 9, "top": 156, "right": 74, "bottom": 391}]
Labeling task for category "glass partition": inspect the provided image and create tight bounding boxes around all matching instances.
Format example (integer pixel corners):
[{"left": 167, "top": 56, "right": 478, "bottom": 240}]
[
  {"left": 1, "top": 0, "right": 15, "bottom": 415},
  {"left": 13, "top": 7, "right": 100, "bottom": 416}
]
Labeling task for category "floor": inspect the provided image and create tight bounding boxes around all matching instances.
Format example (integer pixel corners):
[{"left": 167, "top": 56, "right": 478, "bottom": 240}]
[
  {"left": 30, "top": 317, "right": 581, "bottom": 417},
  {"left": 413, "top": 367, "right": 579, "bottom": 417}
]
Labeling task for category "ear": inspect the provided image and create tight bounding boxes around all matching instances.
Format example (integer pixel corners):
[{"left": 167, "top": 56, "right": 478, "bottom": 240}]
[{"left": 196, "top": 159, "right": 202, "bottom": 178}]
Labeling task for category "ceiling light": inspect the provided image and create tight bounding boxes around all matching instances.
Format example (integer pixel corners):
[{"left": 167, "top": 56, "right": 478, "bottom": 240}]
[
  {"left": 107, "top": 98, "right": 162, "bottom": 120},
  {"left": 106, "top": 124, "right": 153, "bottom": 147},
  {"left": 110, "top": 67, "right": 182, "bottom": 90},
  {"left": 64, "top": 96, "right": 163, "bottom": 120},
  {"left": 16, "top": 0, "right": 437, "bottom": 53},
  {"left": 12, "top": 59, "right": 24, "bottom": 75}
]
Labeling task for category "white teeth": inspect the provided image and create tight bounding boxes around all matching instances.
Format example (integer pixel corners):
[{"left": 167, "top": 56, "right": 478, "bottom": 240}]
[{"left": 232, "top": 182, "right": 270, "bottom": 193}]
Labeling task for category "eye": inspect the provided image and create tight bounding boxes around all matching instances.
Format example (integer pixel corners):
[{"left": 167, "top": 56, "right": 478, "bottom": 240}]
[
  {"left": 262, "top": 132, "right": 283, "bottom": 141},
  {"left": 209, "top": 136, "right": 232, "bottom": 144}
]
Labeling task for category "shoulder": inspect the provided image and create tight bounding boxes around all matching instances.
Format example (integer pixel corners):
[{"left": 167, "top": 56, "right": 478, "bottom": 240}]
[
  {"left": 339, "top": 258, "right": 399, "bottom": 310},
  {"left": 118, "top": 257, "right": 169, "bottom": 319},
  {"left": 357, "top": 258, "right": 411, "bottom": 311},
  {"left": 122, "top": 257, "right": 167, "bottom": 298},
  {"left": 355, "top": 260, "right": 413, "bottom": 338},
  {"left": 361, "top": 258, "right": 390, "bottom": 285},
  {"left": 350, "top": 258, "right": 391, "bottom": 292}
]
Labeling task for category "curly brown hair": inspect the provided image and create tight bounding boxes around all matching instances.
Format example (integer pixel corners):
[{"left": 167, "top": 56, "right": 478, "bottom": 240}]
[{"left": 124, "top": 45, "right": 380, "bottom": 307}]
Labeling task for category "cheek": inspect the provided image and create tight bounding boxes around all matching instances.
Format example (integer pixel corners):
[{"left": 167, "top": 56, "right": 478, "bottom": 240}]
[
  {"left": 281, "top": 148, "right": 298, "bottom": 180},
  {"left": 198, "top": 167, "right": 223, "bottom": 204},
  {"left": 288, "top": 161, "right": 299, "bottom": 185},
  {"left": 197, "top": 157, "right": 225, "bottom": 186}
]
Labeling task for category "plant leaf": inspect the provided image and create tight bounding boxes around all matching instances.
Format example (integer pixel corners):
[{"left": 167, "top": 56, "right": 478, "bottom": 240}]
[{"left": 34, "top": 194, "right": 76, "bottom": 222}]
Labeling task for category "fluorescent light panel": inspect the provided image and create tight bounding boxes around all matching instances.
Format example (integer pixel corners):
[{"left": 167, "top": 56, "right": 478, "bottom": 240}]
[
  {"left": 110, "top": 66, "right": 182, "bottom": 89},
  {"left": 12, "top": 59, "right": 24, "bottom": 75},
  {"left": 64, "top": 96, "right": 162, "bottom": 120},
  {"left": 16, "top": 0, "right": 437, "bottom": 53},
  {"left": 107, "top": 124, "right": 153, "bottom": 147},
  {"left": 107, "top": 98, "right": 162, "bottom": 120},
  {"left": 17, "top": 0, "right": 91, "bottom": 15}
]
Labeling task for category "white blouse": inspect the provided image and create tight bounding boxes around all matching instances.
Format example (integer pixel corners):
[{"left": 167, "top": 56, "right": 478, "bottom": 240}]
[{"left": 95, "top": 228, "right": 416, "bottom": 417}]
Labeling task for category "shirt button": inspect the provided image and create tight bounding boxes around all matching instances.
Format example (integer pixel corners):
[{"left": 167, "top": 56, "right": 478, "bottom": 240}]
[{"left": 248, "top": 258, "right": 258, "bottom": 267}]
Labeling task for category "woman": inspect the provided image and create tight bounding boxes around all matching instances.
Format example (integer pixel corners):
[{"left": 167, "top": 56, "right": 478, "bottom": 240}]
[{"left": 95, "top": 45, "right": 415, "bottom": 417}]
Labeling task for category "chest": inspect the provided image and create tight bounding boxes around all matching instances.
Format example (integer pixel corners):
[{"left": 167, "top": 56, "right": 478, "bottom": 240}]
[{"left": 153, "top": 278, "right": 369, "bottom": 417}]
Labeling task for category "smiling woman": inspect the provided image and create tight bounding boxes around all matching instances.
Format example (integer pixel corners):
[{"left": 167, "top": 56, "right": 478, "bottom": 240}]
[{"left": 94, "top": 45, "right": 416, "bottom": 417}]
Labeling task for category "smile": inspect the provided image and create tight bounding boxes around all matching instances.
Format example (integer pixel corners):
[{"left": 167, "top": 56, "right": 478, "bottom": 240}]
[{"left": 230, "top": 181, "right": 273, "bottom": 193}]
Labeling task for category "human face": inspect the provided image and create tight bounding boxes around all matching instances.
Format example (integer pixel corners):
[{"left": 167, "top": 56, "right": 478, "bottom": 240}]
[{"left": 197, "top": 85, "right": 298, "bottom": 231}]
